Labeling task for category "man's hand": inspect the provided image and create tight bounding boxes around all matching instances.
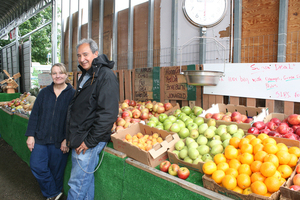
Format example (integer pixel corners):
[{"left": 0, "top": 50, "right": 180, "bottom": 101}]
[
  {"left": 75, "top": 142, "right": 88, "bottom": 155},
  {"left": 26, "top": 136, "right": 35, "bottom": 152},
  {"left": 60, "top": 139, "right": 69, "bottom": 154}
]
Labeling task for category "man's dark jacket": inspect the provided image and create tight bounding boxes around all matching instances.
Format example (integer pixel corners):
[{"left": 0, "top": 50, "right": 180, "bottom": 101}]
[{"left": 66, "top": 54, "right": 119, "bottom": 148}]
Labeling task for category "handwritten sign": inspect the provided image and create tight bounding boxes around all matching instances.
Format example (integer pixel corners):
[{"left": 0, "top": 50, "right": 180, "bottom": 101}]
[
  {"left": 152, "top": 67, "right": 160, "bottom": 101},
  {"left": 134, "top": 68, "right": 153, "bottom": 101},
  {"left": 38, "top": 73, "right": 52, "bottom": 86},
  {"left": 203, "top": 63, "right": 300, "bottom": 102}
]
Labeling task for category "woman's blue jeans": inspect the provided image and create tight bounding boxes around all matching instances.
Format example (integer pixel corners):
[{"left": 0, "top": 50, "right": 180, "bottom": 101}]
[
  {"left": 30, "top": 143, "right": 69, "bottom": 198},
  {"left": 67, "top": 141, "right": 106, "bottom": 200}
]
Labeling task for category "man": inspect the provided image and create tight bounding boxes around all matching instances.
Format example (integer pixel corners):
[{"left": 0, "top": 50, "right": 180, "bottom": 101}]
[{"left": 66, "top": 38, "right": 119, "bottom": 200}]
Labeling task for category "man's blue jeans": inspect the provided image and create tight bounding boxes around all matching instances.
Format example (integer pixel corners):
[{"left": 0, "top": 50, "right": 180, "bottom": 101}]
[
  {"left": 67, "top": 141, "right": 107, "bottom": 200},
  {"left": 30, "top": 143, "right": 68, "bottom": 198}
]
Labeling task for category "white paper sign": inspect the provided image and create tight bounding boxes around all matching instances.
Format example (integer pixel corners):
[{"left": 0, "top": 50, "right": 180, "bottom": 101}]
[
  {"left": 38, "top": 73, "right": 52, "bottom": 86},
  {"left": 203, "top": 63, "right": 300, "bottom": 102}
]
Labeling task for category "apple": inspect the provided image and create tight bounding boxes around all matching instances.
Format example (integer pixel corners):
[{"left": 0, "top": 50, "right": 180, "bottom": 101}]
[
  {"left": 121, "top": 102, "right": 129, "bottom": 110},
  {"left": 240, "top": 114, "right": 248, "bottom": 123},
  {"left": 205, "top": 113, "right": 213, "bottom": 118},
  {"left": 212, "top": 113, "right": 223, "bottom": 120},
  {"left": 175, "top": 140, "right": 185, "bottom": 151},
  {"left": 178, "top": 128, "right": 190, "bottom": 139},
  {"left": 296, "top": 164, "right": 300, "bottom": 174},
  {"left": 184, "top": 118, "right": 194, "bottom": 126},
  {"left": 189, "top": 129, "right": 199, "bottom": 139},
  {"left": 267, "top": 131, "right": 282, "bottom": 138},
  {"left": 152, "top": 104, "right": 159, "bottom": 112},
  {"left": 173, "top": 109, "right": 182, "bottom": 117},
  {"left": 288, "top": 114, "right": 300, "bottom": 125},
  {"left": 266, "top": 121, "right": 278, "bottom": 131},
  {"left": 140, "top": 112, "right": 149, "bottom": 120},
  {"left": 187, "top": 123, "right": 198, "bottom": 132},
  {"left": 227, "top": 124, "right": 238, "bottom": 134},
  {"left": 276, "top": 123, "right": 289, "bottom": 135},
  {"left": 293, "top": 174, "right": 300, "bottom": 186},
  {"left": 196, "top": 135, "right": 208, "bottom": 145},
  {"left": 164, "top": 102, "right": 173, "bottom": 111},
  {"left": 193, "top": 106, "right": 203, "bottom": 116},
  {"left": 117, "top": 118, "right": 126, "bottom": 126},
  {"left": 176, "top": 120, "right": 186, "bottom": 129},
  {"left": 129, "top": 100, "right": 136, "bottom": 107},
  {"left": 177, "top": 167, "right": 190, "bottom": 180},
  {"left": 181, "top": 106, "right": 192, "bottom": 115},
  {"left": 132, "top": 109, "right": 141, "bottom": 119},
  {"left": 270, "top": 117, "right": 282, "bottom": 125},
  {"left": 197, "top": 145, "right": 210, "bottom": 155},
  {"left": 156, "top": 105, "right": 165, "bottom": 114},
  {"left": 290, "top": 185, "right": 300, "bottom": 191},
  {"left": 168, "top": 115, "right": 177, "bottom": 123},
  {"left": 130, "top": 118, "right": 141, "bottom": 124},
  {"left": 122, "top": 110, "right": 132, "bottom": 118},
  {"left": 149, "top": 116, "right": 159, "bottom": 124},
  {"left": 198, "top": 123, "right": 208, "bottom": 134},
  {"left": 284, "top": 133, "right": 299, "bottom": 140},
  {"left": 123, "top": 99, "right": 130, "bottom": 104},
  {"left": 169, "top": 123, "right": 181, "bottom": 133},
  {"left": 185, "top": 137, "right": 195, "bottom": 146},
  {"left": 207, "top": 118, "right": 216, "bottom": 127},
  {"left": 221, "top": 115, "right": 231, "bottom": 122},
  {"left": 231, "top": 111, "right": 242, "bottom": 122},
  {"left": 145, "top": 102, "right": 153, "bottom": 111},
  {"left": 247, "top": 127, "right": 259, "bottom": 134},
  {"left": 160, "top": 161, "right": 171, "bottom": 172},
  {"left": 244, "top": 118, "right": 253, "bottom": 123},
  {"left": 158, "top": 113, "right": 168, "bottom": 123},
  {"left": 147, "top": 120, "right": 157, "bottom": 127},
  {"left": 259, "top": 128, "right": 271, "bottom": 134},
  {"left": 194, "top": 117, "right": 204, "bottom": 126},
  {"left": 252, "top": 121, "right": 266, "bottom": 130},
  {"left": 177, "top": 112, "right": 187, "bottom": 120},
  {"left": 115, "top": 126, "right": 125, "bottom": 132}
]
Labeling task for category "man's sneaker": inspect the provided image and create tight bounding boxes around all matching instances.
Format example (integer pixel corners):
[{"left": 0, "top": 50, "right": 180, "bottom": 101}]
[{"left": 46, "top": 192, "right": 63, "bottom": 200}]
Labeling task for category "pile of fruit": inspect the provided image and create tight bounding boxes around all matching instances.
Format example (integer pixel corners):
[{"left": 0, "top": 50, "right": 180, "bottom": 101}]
[
  {"left": 159, "top": 161, "right": 190, "bottom": 180},
  {"left": 248, "top": 114, "right": 300, "bottom": 141},
  {"left": 289, "top": 164, "right": 300, "bottom": 191},
  {"left": 0, "top": 92, "right": 36, "bottom": 114},
  {"left": 204, "top": 111, "right": 253, "bottom": 124},
  {"left": 202, "top": 133, "right": 300, "bottom": 197},
  {"left": 123, "top": 132, "right": 164, "bottom": 151}
]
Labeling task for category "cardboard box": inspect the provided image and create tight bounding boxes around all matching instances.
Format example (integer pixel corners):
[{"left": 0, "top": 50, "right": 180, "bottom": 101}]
[
  {"left": 111, "top": 123, "right": 180, "bottom": 167},
  {"left": 280, "top": 159, "right": 300, "bottom": 200},
  {"left": 200, "top": 104, "right": 269, "bottom": 128},
  {"left": 165, "top": 103, "right": 180, "bottom": 116},
  {"left": 203, "top": 174, "right": 281, "bottom": 200},
  {"left": 263, "top": 113, "right": 289, "bottom": 123}
]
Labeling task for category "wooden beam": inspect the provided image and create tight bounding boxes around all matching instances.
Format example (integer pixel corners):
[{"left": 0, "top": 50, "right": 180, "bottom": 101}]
[{"left": 284, "top": 101, "right": 294, "bottom": 115}]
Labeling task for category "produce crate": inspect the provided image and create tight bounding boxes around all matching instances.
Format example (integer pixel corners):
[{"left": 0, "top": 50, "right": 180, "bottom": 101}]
[
  {"left": 263, "top": 113, "right": 289, "bottom": 123},
  {"left": 111, "top": 123, "right": 180, "bottom": 167},
  {"left": 280, "top": 159, "right": 300, "bottom": 200},
  {"left": 164, "top": 103, "right": 180, "bottom": 116}
]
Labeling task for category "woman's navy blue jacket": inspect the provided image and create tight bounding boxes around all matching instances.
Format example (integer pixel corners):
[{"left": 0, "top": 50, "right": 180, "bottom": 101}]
[{"left": 25, "top": 82, "right": 75, "bottom": 149}]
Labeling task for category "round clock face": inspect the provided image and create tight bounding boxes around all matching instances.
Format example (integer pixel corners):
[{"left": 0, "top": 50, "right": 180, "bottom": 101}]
[{"left": 183, "top": 0, "right": 227, "bottom": 27}]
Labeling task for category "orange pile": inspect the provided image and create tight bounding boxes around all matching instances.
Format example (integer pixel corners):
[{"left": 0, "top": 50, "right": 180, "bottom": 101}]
[
  {"left": 124, "top": 132, "right": 163, "bottom": 151},
  {"left": 203, "top": 133, "right": 300, "bottom": 197}
]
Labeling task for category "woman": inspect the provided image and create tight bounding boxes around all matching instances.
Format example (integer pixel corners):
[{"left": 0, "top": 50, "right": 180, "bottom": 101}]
[{"left": 25, "top": 63, "right": 75, "bottom": 200}]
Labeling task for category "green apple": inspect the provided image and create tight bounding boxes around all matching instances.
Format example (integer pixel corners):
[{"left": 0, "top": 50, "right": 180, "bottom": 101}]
[
  {"left": 189, "top": 129, "right": 199, "bottom": 140},
  {"left": 163, "top": 119, "right": 173, "bottom": 127},
  {"left": 175, "top": 140, "right": 185, "bottom": 151},
  {"left": 177, "top": 112, "right": 187, "bottom": 120},
  {"left": 181, "top": 106, "right": 192, "bottom": 115},
  {"left": 188, "top": 148, "right": 200, "bottom": 160},
  {"left": 189, "top": 113, "right": 196, "bottom": 119},
  {"left": 208, "top": 126, "right": 217, "bottom": 131},
  {"left": 227, "top": 124, "right": 238, "bottom": 134},
  {"left": 198, "top": 123, "right": 208, "bottom": 134},
  {"left": 204, "top": 128, "right": 215, "bottom": 139},
  {"left": 181, "top": 115, "right": 190, "bottom": 122},
  {"left": 179, "top": 149, "right": 188, "bottom": 159},
  {"left": 164, "top": 123, "right": 172, "bottom": 131},
  {"left": 197, "top": 145, "right": 210, "bottom": 155},
  {"left": 169, "top": 123, "right": 181, "bottom": 133},
  {"left": 185, "top": 137, "right": 195, "bottom": 146},
  {"left": 173, "top": 109, "right": 182, "bottom": 117},
  {"left": 149, "top": 116, "right": 159, "bottom": 124},
  {"left": 184, "top": 118, "right": 194, "bottom": 127},
  {"left": 155, "top": 124, "right": 164, "bottom": 130},
  {"left": 196, "top": 135, "right": 208, "bottom": 145},
  {"left": 193, "top": 106, "right": 203, "bottom": 116},
  {"left": 158, "top": 113, "right": 168, "bottom": 123},
  {"left": 194, "top": 117, "right": 205, "bottom": 126},
  {"left": 183, "top": 156, "right": 193, "bottom": 163},
  {"left": 188, "top": 141, "right": 198, "bottom": 149},
  {"left": 187, "top": 123, "right": 198, "bottom": 132},
  {"left": 178, "top": 128, "right": 190, "bottom": 139},
  {"left": 202, "top": 153, "right": 213, "bottom": 162},
  {"left": 168, "top": 115, "right": 177, "bottom": 123},
  {"left": 147, "top": 120, "right": 157, "bottom": 127},
  {"left": 176, "top": 120, "right": 186, "bottom": 129}
]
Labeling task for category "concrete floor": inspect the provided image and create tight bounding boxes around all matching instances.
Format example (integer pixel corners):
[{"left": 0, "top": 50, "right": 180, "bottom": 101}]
[{"left": 0, "top": 137, "right": 67, "bottom": 200}]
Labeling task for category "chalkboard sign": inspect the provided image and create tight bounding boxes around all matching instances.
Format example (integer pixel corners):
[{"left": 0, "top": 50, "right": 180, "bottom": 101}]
[
  {"left": 152, "top": 67, "right": 160, "bottom": 102},
  {"left": 163, "top": 65, "right": 196, "bottom": 101},
  {"left": 134, "top": 68, "right": 153, "bottom": 101},
  {"left": 203, "top": 63, "right": 300, "bottom": 102}
]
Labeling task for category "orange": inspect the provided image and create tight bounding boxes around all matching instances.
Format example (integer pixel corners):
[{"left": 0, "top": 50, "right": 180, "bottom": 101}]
[
  {"left": 264, "top": 143, "right": 278, "bottom": 154},
  {"left": 254, "top": 151, "right": 268, "bottom": 162},
  {"left": 288, "top": 154, "right": 298, "bottom": 167},
  {"left": 279, "top": 177, "right": 286, "bottom": 185},
  {"left": 225, "top": 168, "right": 239, "bottom": 178},
  {"left": 263, "top": 154, "right": 279, "bottom": 168},
  {"left": 272, "top": 170, "right": 281, "bottom": 180},
  {"left": 228, "top": 159, "right": 241, "bottom": 170},
  {"left": 251, "top": 181, "right": 268, "bottom": 195},
  {"left": 225, "top": 145, "right": 238, "bottom": 160},
  {"left": 251, "top": 172, "right": 266, "bottom": 183},
  {"left": 222, "top": 175, "right": 237, "bottom": 190},
  {"left": 232, "top": 186, "right": 243, "bottom": 194},
  {"left": 250, "top": 161, "right": 262, "bottom": 173},
  {"left": 240, "top": 143, "right": 253, "bottom": 154},
  {"left": 250, "top": 138, "right": 262, "bottom": 147},
  {"left": 242, "top": 187, "right": 253, "bottom": 195},
  {"left": 230, "top": 137, "right": 241, "bottom": 149},
  {"left": 277, "top": 143, "right": 289, "bottom": 151},
  {"left": 264, "top": 176, "right": 281, "bottom": 193},
  {"left": 253, "top": 143, "right": 264, "bottom": 155},
  {"left": 212, "top": 170, "right": 226, "bottom": 184},
  {"left": 246, "top": 134, "right": 257, "bottom": 141},
  {"left": 288, "top": 146, "right": 300, "bottom": 157},
  {"left": 257, "top": 133, "right": 269, "bottom": 141},
  {"left": 202, "top": 161, "right": 217, "bottom": 175},
  {"left": 276, "top": 150, "right": 291, "bottom": 165},
  {"left": 262, "top": 137, "right": 277, "bottom": 146},
  {"left": 260, "top": 162, "right": 276, "bottom": 177},
  {"left": 263, "top": 192, "right": 272, "bottom": 197},
  {"left": 238, "top": 164, "right": 252, "bottom": 176},
  {"left": 237, "top": 174, "right": 251, "bottom": 189},
  {"left": 240, "top": 153, "right": 254, "bottom": 165},
  {"left": 217, "top": 162, "right": 230, "bottom": 172},
  {"left": 277, "top": 165, "right": 293, "bottom": 179},
  {"left": 214, "top": 154, "right": 227, "bottom": 165},
  {"left": 239, "top": 138, "right": 250, "bottom": 149}
]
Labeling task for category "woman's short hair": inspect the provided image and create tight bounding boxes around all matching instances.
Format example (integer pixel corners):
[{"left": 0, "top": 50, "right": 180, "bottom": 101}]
[{"left": 51, "top": 63, "right": 67, "bottom": 75}]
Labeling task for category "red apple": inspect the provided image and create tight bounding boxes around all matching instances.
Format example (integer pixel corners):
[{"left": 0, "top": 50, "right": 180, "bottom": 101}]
[
  {"left": 267, "top": 131, "right": 282, "bottom": 138},
  {"left": 212, "top": 113, "right": 223, "bottom": 120},
  {"left": 132, "top": 109, "right": 141, "bottom": 119},
  {"left": 290, "top": 185, "right": 300, "bottom": 191},
  {"left": 140, "top": 112, "right": 149, "bottom": 120},
  {"left": 159, "top": 161, "right": 171, "bottom": 172},
  {"left": 259, "top": 128, "right": 271, "bottom": 134},
  {"left": 145, "top": 102, "right": 153, "bottom": 111},
  {"left": 276, "top": 123, "right": 289, "bottom": 135},
  {"left": 164, "top": 102, "right": 173, "bottom": 111},
  {"left": 284, "top": 133, "right": 299, "bottom": 140},
  {"left": 122, "top": 110, "right": 132, "bottom": 118},
  {"left": 130, "top": 118, "right": 141, "bottom": 124},
  {"left": 288, "top": 114, "right": 300, "bottom": 125},
  {"left": 266, "top": 121, "right": 278, "bottom": 131},
  {"left": 221, "top": 115, "right": 231, "bottom": 122},
  {"left": 168, "top": 164, "right": 180, "bottom": 176},
  {"left": 292, "top": 125, "right": 300, "bottom": 132},
  {"left": 129, "top": 100, "right": 136, "bottom": 107},
  {"left": 156, "top": 106, "right": 165, "bottom": 114},
  {"left": 293, "top": 174, "right": 300, "bottom": 186},
  {"left": 244, "top": 118, "right": 253, "bottom": 123},
  {"left": 231, "top": 111, "right": 242, "bottom": 122},
  {"left": 296, "top": 164, "right": 300, "bottom": 174},
  {"left": 121, "top": 102, "right": 129, "bottom": 110},
  {"left": 124, "top": 116, "right": 132, "bottom": 123},
  {"left": 296, "top": 128, "right": 300, "bottom": 137},
  {"left": 205, "top": 113, "right": 213, "bottom": 119},
  {"left": 123, "top": 99, "right": 130, "bottom": 104},
  {"left": 140, "top": 108, "right": 149, "bottom": 114},
  {"left": 252, "top": 121, "right": 266, "bottom": 130},
  {"left": 177, "top": 167, "right": 190, "bottom": 180},
  {"left": 247, "top": 127, "right": 259, "bottom": 134},
  {"left": 270, "top": 117, "right": 282, "bottom": 125},
  {"left": 241, "top": 114, "right": 248, "bottom": 123}
]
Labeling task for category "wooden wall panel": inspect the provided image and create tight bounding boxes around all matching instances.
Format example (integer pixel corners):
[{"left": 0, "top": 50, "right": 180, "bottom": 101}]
[
  {"left": 117, "top": 9, "right": 129, "bottom": 70},
  {"left": 153, "top": 0, "right": 161, "bottom": 67}
]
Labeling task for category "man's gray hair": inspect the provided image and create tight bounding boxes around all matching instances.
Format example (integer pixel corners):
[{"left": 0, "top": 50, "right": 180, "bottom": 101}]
[{"left": 76, "top": 38, "right": 99, "bottom": 55}]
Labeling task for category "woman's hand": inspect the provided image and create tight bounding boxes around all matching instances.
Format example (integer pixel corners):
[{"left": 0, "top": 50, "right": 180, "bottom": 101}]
[
  {"left": 26, "top": 136, "right": 35, "bottom": 152},
  {"left": 61, "top": 139, "right": 69, "bottom": 154}
]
